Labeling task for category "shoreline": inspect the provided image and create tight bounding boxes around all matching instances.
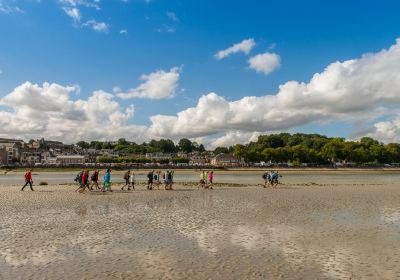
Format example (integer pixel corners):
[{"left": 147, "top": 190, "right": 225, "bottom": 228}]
[{"left": 3, "top": 167, "right": 400, "bottom": 175}]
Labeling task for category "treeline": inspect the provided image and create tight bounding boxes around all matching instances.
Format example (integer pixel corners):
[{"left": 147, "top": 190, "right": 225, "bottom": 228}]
[
  {"left": 226, "top": 133, "right": 400, "bottom": 164},
  {"left": 76, "top": 133, "right": 400, "bottom": 165},
  {"left": 76, "top": 138, "right": 205, "bottom": 154}
]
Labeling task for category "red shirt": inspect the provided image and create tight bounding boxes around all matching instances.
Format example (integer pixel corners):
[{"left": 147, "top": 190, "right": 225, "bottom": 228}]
[
  {"left": 82, "top": 172, "right": 88, "bottom": 184},
  {"left": 24, "top": 171, "right": 32, "bottom": 181}
]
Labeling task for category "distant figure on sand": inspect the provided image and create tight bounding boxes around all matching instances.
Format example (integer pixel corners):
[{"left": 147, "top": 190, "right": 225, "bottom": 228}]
[
  {"left": 121, "top": 170, "right": 131, "bottom": 190},
  {"left": 102, "top": 169, "right": 112, "bottom": 192},
  {"left": 89, "top": 170, "right": 99, "bottom": 190},
  {"left": 270, "top": 171, "right": 280, "bottom": 189},
  {"left": 203, "top": 170, "right": 209, "bottom": 189},
  {"left": 147, "top": 170, "right": 154, "bottom": 190},
  {"left": 129, "top": 171, "right": 135, "bottom": 190},
  {"left": 207, "top": 171, "right": 214, "bottom": 189},
  {"left": 74, "top": 170, "right": 83, "bottom": 192},
  {"left": 76, "top": 170, "right": 89, "bottom": 193},
  {"left": 262, "top": 171, "right": 271, "bottom": 188},
  {"left": 199, "top": 170, "right": 206, "bottom": 189},
  {"left": 21, "top": 169, "right": 34, "bottom": 191},
  {"left": 155, "top": 171, "right": 161, "bottom": 190},
  {"left": 165, "top": 170, "right": 174, "bottom": 190}
]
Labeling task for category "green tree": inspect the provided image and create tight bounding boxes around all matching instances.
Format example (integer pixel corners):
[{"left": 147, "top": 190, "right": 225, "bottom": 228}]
[{"left": 178, "top": 138, "right": 193, "bottom": 153}]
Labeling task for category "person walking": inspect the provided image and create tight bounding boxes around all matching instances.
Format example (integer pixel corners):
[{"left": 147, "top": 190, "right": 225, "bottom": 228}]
[
  {"left": 147, "top": 170, "right": 154, "bottom": 190},
  {"left": 207, "top": 171, "right": 214, "bottom": 190},
  {"left": 199, "top": 170, "right": 205, "bottom": 189},
  {"left": 78, "top": 170, "right": 89, "bottom": 193},
  {"left": 203, "top": 170, "right": 209, "bottom": 189},
  {"left": 21, "top": 169, "right": 34, "bottom": 191},
  {"left": 155, "top": 171, "right": 161, "bottom": 190},
  {"left": 89, "top": 170, "right": 99, "bottom": 190},
  {"left": 129, "top": 171, "right": 135, "bottom": 190},
  {"left": 121, "top": 170, "right": 131, "bottom": 190},
  {"left": 102, "top": 169, "right": 112, "bottom": 192}
]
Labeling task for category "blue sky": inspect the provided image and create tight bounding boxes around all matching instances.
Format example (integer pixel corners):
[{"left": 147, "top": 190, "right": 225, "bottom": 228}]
[{"left": 1, "top": 0, "right": 400, "bottom": 146}]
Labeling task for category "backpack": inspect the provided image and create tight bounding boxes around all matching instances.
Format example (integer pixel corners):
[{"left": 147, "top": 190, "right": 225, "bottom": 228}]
[{"left": 74, "top": 171, "right": 83, "bottom": 183}]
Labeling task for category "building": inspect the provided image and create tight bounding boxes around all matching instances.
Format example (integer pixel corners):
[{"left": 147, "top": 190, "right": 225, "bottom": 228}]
[
  {"left": 20, "top": 150, "right": 42, "bottom": 165},
  {"left": 211, "top": 153, "right": 240, "bottom": 167},
  {"left": 190, "top": 155, "right": 208, "bottom": 165},
  {"left": 145, "top": 153, "right": 173, "bottom": 160},
  {"left": 56, "top": 155, "right": 85, "bottom": 165},
  {"left": 0, "top": 142, "right": 21, "bottom": 163},
  {"left": 0, "top": 139, "right": 24, "bottom": 164},
  {"left": 0, "top": 146, "right": 7, "bottom": 165}
]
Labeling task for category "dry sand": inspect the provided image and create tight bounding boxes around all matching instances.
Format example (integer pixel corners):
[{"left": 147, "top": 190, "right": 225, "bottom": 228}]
[{"left": 1, "top": 179, "right": 400, "bottom": 279}]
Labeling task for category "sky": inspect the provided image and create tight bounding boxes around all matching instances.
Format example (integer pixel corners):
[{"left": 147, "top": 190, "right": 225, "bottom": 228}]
[{"left": 1, "top": 0, "right": 400, "bottom": 148}]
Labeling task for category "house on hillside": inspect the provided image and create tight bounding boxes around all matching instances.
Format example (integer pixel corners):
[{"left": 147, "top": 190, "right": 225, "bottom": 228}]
[
  {"left": 56, "top": 155, "right": 85, "bottom": 165},
  {"left": 190, "top": 155, "right": 209, "bottom": 165},
  {"left": 211, "top": 153, "right": 241, "bottom": 167}
]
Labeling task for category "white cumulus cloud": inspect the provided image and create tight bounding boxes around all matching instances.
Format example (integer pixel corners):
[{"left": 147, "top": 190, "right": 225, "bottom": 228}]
[
  {"left": 149, "top": 39, "right": 400, "bottom": 143},
  {"left": 248, "top": 52, "right": 281, "bottom": 75},
  {"left": 0, "top": 82, "right": 146, "bottom": 143},
  {"left": 117, "top": 67, "right": 182, "bottom": 100},
  {"left": 215, "top": 38, "right": 256, "bottom": 60}
]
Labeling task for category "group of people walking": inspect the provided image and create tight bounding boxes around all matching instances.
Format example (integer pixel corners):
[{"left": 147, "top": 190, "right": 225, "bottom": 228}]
[
  {"left": 262, "top": 170, "right": 281, "bottom": 189},
  {"left": 21, "top": 168, "right": 282, "bottom": 192},
  {"left": 74, "top": 169, "right": 176, "bottom": 193},
  {"left": 145, "top": 170, "right": 175, "bottom": 190},
  {"left": 74, "top": 169, "right": 111, "bottom": 193},
  {"left": 199, "top": 170, "right": 214, "bottom": 189}
]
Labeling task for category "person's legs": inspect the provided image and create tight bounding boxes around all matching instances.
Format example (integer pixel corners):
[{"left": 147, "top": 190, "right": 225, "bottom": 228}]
[
  {"left": 28, "top": 181, "right": 33, "bottom": 191},
  {"left": 21, "top": 181, "right": 29, "bottom": 191}
]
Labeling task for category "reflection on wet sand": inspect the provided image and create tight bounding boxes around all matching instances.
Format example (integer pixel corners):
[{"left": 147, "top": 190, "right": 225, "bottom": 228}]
[{"left": 1, "top": 181, "right": 400, "bottom": 279}]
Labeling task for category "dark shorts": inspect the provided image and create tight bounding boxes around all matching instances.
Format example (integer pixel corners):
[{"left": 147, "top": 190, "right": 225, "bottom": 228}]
[{"left": 148, "top": 178, "right": 153, "bottom": 184}]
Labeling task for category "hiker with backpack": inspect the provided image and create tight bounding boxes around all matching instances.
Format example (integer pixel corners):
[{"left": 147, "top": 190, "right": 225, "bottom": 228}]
[
  {"left": 262, "top": 171, "right": 271, "bottom": 188},
  {"left": 74, "top": 170, "right": 84, "bottom": 192},
  {"left": 78, "top": 170, "right": 90, "bottom": 193},
  {"left": 270, "top": 171, "right": 281, "bottom": 189},
  {"left": 21, "top": 169, "right": 34, "bottom": 191},
  {"left": 121, "top": 170, "right": 132, "bottom": 190}
]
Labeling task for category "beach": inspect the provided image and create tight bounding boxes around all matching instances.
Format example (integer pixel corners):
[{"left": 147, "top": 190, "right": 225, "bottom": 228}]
[{"left": 1, "top": 174, "right": 400, "bottom": 279}]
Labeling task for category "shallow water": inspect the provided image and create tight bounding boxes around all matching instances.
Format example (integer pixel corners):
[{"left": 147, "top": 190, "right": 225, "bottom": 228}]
[{"left": 1, "top": 180, "right": 400, "bottom": 279}]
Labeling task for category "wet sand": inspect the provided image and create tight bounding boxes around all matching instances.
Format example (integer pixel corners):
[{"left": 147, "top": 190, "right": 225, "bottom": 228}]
[{"left": 1, "top": 180, "right": 400, "bottom": 279}]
